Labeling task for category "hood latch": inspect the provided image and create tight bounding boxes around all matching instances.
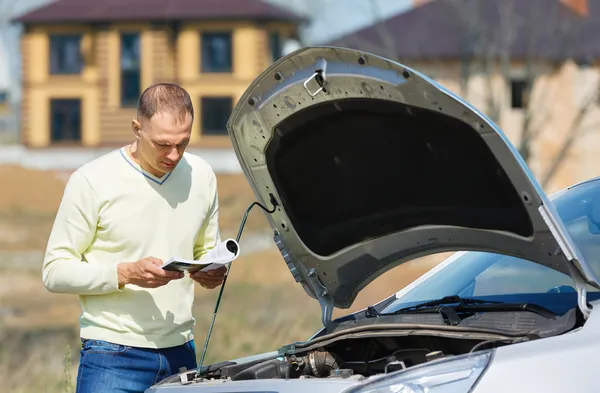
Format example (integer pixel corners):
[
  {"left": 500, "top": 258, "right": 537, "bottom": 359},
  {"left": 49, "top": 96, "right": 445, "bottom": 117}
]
[{"left": 303, "top": 58, "right": 328, "bottom": 96}]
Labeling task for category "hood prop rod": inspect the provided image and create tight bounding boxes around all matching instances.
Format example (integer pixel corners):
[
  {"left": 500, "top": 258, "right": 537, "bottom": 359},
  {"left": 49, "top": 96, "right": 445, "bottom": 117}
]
[
  {"left": 538, "top": 204, "right": 595, "bottom": 319},
  {"left": 195, "top": 195, "right": 278, "bottom": 380}
]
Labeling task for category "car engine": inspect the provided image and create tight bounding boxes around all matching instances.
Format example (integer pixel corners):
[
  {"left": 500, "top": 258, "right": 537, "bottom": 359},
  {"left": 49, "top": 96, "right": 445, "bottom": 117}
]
[
  {"left": 199, "top": 332, "right": 522, "bottom": 381},
  {"left": 162, "top": 307, "right": 579, "bottom": 386},
  {"left": 191, "top": 307, "right": 579, "bottom": 382}
]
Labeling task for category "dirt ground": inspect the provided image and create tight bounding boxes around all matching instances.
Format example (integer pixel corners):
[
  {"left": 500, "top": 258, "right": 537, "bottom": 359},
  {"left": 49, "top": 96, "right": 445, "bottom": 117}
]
[
  {"left": 0, "top": 165, "right": 270, "bottom": 251},
  {"left": 0, "top": 165, "right": 259, "bottom": 216}
]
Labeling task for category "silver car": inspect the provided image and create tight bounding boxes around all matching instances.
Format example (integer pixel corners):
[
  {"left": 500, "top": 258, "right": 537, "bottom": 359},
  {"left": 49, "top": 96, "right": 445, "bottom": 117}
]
[{"left": 147, "top": 46, "right": 600, "bottom": 393}]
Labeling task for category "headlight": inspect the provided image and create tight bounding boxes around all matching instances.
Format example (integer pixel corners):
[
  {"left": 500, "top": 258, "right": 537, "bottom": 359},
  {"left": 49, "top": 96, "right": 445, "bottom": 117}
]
[{"left": 344, "top": 350, "right": 493, "bottom": 393}]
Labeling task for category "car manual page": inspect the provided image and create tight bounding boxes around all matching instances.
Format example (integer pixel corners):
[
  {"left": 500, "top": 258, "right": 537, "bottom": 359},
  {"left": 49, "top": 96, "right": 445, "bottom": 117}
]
[{"left": 161, "top": 238, "right": 240, "bottom": 273}]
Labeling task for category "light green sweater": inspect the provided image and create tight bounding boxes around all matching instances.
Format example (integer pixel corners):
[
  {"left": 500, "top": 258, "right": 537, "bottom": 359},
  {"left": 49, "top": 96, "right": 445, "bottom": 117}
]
[{"left": 42, "top": 147, "right": 221, "bottom": 348}]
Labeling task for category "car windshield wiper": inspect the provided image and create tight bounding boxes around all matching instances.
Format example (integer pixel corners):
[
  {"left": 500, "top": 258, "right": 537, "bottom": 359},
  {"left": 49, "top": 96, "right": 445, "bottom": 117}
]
[
  {"left": 393, "top": 295, "right": 502, "bottom": 313},
  {"left": 380, "top": 295, "right": 557, "bottom": 320}
]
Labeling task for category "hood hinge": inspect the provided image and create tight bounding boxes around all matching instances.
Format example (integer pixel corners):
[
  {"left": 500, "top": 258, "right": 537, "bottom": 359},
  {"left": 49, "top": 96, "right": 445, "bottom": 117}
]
[
  {"left": 306, "top": 268, "right": 334, "bottom": 329},
  {"left": 274, "top": 232, "right": 334, "bottom": 328}
]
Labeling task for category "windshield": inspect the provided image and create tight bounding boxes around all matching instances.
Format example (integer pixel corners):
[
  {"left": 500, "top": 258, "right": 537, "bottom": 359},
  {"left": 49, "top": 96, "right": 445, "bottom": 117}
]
[{"left": 382, "top": 178, "right": 600, "bottom": 316}]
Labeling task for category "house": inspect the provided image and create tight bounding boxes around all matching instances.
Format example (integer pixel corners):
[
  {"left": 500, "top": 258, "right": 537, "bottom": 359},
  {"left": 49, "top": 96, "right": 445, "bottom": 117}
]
[
  {"left": 325, "top": 0, "right": 600, "bottom": 193},
  {"left": 12, "top": 0, "right": 303, "bottom": 150}
]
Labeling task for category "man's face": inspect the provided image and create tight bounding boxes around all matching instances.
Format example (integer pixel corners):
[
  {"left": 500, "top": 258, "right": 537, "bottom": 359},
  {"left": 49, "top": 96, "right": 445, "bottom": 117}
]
[{"left": 133, "top": 111, "right": 192, "bottom": 177}]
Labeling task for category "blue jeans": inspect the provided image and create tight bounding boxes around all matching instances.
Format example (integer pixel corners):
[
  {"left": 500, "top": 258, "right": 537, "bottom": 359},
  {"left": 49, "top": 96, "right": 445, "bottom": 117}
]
[{"left": 76, "top": 338, "right": 197, "bottom": 393}]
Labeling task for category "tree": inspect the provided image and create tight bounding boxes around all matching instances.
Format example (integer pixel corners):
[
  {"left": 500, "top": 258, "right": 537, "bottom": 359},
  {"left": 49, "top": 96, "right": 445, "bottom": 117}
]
[
  {"left": 0, "top": 0, "right": 54, "bottom": 141},
  {"left": 0, "top": 0, "right": 54, "bottom": 98},
  {"left": 0, "top": 0, "right": 18, "bottom": 91},
  {"left": 332, "top": 0, "right": 599, "bottom": 189}
]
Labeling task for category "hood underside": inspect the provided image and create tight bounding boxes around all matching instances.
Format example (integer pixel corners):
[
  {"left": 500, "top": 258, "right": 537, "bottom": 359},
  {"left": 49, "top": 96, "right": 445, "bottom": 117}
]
[
  {"left": 266, "top": 97, "right": 534, "bottom": 256},
  {"left": 226, "top": 46, "right": 598, "bottom": 324}
]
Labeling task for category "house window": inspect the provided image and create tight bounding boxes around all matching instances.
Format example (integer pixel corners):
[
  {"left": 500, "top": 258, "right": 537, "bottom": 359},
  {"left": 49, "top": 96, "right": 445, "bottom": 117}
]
[
  {"left": 270, "top": 32, "right": 282, "bottom": 62},
  {"left": 50, "top": 99, "right": 81, "bottom": 142},
  {"left": 49, "top": 34, "right": 83, "bottom": 74},
  {"left": 201, "top": 97, "right": 233, "bottom": 135},
  {"left": 510, "top": 79, "right": 529, "bottom": 109},
  {"left": 201, "top": 32, "right": 233, "bottom": 73},
  {"left": 120, "top": 33, "right": 141, "bottom": 107}
]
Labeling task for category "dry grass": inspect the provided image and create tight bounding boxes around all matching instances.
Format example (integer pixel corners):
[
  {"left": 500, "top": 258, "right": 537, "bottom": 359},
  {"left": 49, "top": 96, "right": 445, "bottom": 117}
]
[
  {"left": 0, "top": 165, "right": 442, "bottom": 392},
  {"left": 0, "top": 328, "right": 79, "bottom": 393},
  {"left": 0, "top": 166, "right": 66, "bottom": 215},
  {"left": 0, "top": 169, "right": 269, "bottom": 251}
]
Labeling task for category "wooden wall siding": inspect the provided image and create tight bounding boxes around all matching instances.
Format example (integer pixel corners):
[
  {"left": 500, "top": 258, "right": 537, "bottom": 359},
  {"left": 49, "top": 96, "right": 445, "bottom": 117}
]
[
  {"left": 97, "top": 31, "right": 110, "bottom": 93},
  {"left": 97, "top": 29, "right": 136, "bottom": 144},
  {"left": 256, "top": 29, "right": 269, "bottom": 75},
  {"left": 152, "top": 29, "right": 176, "bottom": 84}
]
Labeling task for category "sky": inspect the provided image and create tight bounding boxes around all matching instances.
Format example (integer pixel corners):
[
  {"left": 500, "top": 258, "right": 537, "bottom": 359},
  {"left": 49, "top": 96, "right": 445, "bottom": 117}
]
[
  {"left": 0, "top": 37, "right": 8, "bottom": 90},
  {"left": 0, "top": 0, "right": 413, "bottom": 99},
  {"left": 0, "top": 0, "right": 53, "bottom": 97},
  {"left": 265, "top": 0, "right": 412, "bottom": 44}
]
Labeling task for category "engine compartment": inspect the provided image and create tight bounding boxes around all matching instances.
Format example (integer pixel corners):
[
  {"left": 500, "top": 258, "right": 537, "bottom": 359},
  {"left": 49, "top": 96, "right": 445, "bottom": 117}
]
[
  {"left": 164, "top": 309, "right": 579, "bottom": 385},
  {"left": 200, "top": 332, "right": 524, "bottom": 382}
]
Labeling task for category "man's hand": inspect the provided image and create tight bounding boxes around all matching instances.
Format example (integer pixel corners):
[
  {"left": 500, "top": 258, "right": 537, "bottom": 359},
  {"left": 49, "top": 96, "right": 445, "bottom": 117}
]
[
  {"left": 117, "top": 257, "right": 184, "bottom": 288},
  {"left": 190, "top": 266, "right": 227, "bottom": 289}
]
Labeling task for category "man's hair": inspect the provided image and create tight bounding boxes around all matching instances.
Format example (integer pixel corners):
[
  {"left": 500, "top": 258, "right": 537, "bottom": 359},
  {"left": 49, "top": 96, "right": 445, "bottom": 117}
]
[{"left": 137, "top": 83, "right": 194, "bottom": 123}]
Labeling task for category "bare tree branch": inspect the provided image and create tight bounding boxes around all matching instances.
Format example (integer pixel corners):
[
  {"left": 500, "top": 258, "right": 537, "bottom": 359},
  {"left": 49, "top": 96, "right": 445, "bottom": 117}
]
[
  {"left": 451, "top": 0, "right": 479, "bottom": 96},
  {"left": 368, "top": 0, "right": 399, "bottom": 60},
  {"left": 0, "top": 0, "right": 19, "bottom": 94},
  {"left": 344, "top": 34, "right": 391, "bottom": 58},
  {"left": 526, "top": 75, "right": 560, "bottom": 141},
  {"left": 0, "top": 0, "right": 18, "bottom": 19},
  {"left": 540, "top": 88, "right": 598, "bottom": 188},
  {"left": 365, "top": 0, "right": 479, "bottom": 84},
  {"left": 301, "top": 0, "right": 594, "bottom": 187}
]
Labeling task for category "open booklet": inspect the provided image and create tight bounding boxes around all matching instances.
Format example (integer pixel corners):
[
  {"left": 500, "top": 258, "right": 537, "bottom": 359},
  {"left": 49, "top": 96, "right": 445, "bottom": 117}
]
[{"left": 161, "top": 238, "right": 240, "bottom": 273}]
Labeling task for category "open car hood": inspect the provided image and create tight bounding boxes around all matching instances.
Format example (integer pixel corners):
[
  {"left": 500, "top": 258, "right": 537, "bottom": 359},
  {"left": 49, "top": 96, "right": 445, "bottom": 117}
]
[{"left": 226, "top": 46, "right": 600, "bottom": 327}]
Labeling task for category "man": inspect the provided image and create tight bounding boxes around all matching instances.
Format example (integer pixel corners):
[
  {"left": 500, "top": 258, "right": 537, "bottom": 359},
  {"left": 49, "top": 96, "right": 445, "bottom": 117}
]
[{"left": 42, "top": 83, "right": 228, "bottom": 393}]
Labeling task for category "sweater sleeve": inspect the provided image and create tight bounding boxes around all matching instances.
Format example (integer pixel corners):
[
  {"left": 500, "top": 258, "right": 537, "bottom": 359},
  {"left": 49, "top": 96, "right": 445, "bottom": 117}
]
[
  {"left": 193, "top": 168, "right": 222, "bottom": 260},
  {"left": 42, "top": 170, "right": 121, "bottom": 295}
]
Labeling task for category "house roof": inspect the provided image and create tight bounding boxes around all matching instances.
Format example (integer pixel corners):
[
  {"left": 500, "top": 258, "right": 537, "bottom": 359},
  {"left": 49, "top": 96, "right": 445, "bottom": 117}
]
[
  {"left": 13, "top": 0, "right": 304, "bottom": 24},
  {"left": 324, "top": 0, "right": 590, "bottom": 62},
  {"left": 570, "top": 0, "right": 600, "bottom": 60}
]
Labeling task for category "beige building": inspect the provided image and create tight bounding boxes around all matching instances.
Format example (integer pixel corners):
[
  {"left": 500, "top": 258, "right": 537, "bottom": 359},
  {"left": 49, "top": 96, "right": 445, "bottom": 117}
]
[
  {"left": 328, "top": 0, "right": 600, "bottom": 194},
  {"left": 14, "top": 0, "right": 302, "bottom": 150}
]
